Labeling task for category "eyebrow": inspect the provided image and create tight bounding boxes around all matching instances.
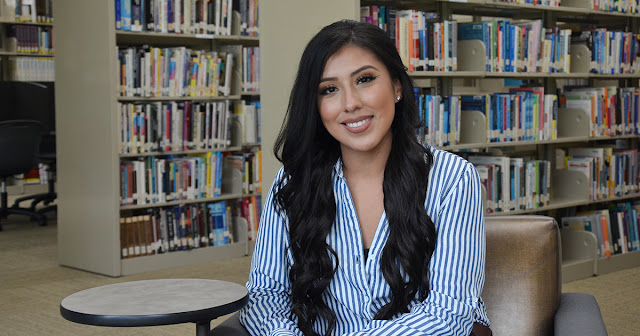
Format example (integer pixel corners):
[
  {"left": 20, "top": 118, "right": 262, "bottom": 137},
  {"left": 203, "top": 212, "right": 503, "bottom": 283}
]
[{"left": 319, "top": 65, "right": 379, "bottom": 83}]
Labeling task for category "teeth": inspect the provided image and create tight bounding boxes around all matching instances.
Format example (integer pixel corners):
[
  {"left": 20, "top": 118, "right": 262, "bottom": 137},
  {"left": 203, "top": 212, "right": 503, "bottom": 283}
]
[{"left": 345, "top": 117, "right": 371, "bottom": 128}]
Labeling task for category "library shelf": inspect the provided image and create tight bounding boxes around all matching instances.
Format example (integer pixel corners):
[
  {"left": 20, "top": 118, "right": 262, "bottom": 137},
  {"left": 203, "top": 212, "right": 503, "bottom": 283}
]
[
  {"left": 487, "top": 193, "right": 640, "bottom": 217},
  {"left": 597, "top": 250, "right": 640, "bottom": 276},
  {"left": 55, "top": 0, "right": 261, "bottom": 276},
  {"left": 588, "top": 192, "right": 640, "bottom": 206},
  {"left": 120, "top": 192, "right": 263, "bottom": 211},
  {"left": 120, "top": 241, "right": 249, "bottom": 275},
  {"left": 0, "top": 51, "right": 53, "bottom": 57},
  {"left": 116, "top": 30, "right": 259, "bottom": 46},
  {"left": 119, "top": 143, "right": 261, "bottom": 158},
  {"left": 445, "top": 135, "right": 640, "bottom": 152},
  {"left": 409, "top": 71, "right": 485, "bottom": 78},
  {"left": 437, "top": 0, "right": 640, "bottom": 18},
  {"left": 117, "top": 95, "right": 242, "bottom": 102},
  {"left": 590, "top": 134, "right": 640, "bottom": 141},
  {"left": 240, "top": 92, "right": 261, "bottom": 97},
  {"left": 487, "top": 198, "right": 587, "bottom": 217},
  {"left": 561, "top": 230, "right": 599, "bottom": 283},
  {"left": 444, "top": 136, "right": 590, "bottom": 151},
  {"left": 0, "top": 19, "right": 53, "bottom": 26},
  {"left": 119, "top": 147, "right": 246, "bottom": 158}
]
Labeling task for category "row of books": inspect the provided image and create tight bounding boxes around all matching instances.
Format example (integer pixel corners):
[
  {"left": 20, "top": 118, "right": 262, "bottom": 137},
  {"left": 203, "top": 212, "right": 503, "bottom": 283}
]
[
  {"left": 116, "top": 0, "right": 235, "bottom": 35},
  {"left": 563, "top": 86, "right": 640, "bottom": 136},
  {"left": 119, "top": 149, "right": 261, "bottom": 206},
  {"left": 461, "top": 88, "right": 558, "bottom": 143},
  {"left": 493, "top": 0, "right": 560, "bottom": 6},
  {"left": 416, "top": 93, "right": 461, "bottom": 147},
  {"left": 361, "top": 7, "right": 457, "bottom": 72},
  {"left": 2, "top": 25, "right": 54, "bottom": 54},
  {"left": 241, "top": 46, "right": 259, "bottom": 92},
  {"left": 117, "top": 45, "right": 235, "bottom": 97},
  {"left": 0, "top": 0, "right": 53, "bottom": 23},
  {"left": 560, "top": 147, "right": 639, "bottom": 200},
  {"left": 586, "top": 0, "right": 640, "bottom": 13},
  {"left": 497, "top": 0, "right": 640, "bottom": 13},
  {"left": 1, "top": 56, "right": 54, "bottom": 81},
  {"left": 236, "top": 0, "right": 258, "bottom": 37},
  {"left": 118, "top": 100, "right": 235, "bottom": 154},
  {"left": 459, "top": 20, "right": 571, "bottom": 73},
  {"left": 120, "top": 197, "right": 261, "bottom": 258},
  {"left": 562, "top": 201, "right": 640, "bottom": 259},
  {"left": 468, "top": 156, "right": 551, "bottom": 213},
  {"left": 571, "top": 30, "right": 640, "bottom": 74},
  {"left": 234, "top": 100, "right": 260, "bottom": 144}
]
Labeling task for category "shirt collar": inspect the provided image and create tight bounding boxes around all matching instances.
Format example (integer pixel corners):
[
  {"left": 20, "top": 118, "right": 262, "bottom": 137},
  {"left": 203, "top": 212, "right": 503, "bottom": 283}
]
[{"left": 333, "top": 157, "right": 345, "bottom": 179}]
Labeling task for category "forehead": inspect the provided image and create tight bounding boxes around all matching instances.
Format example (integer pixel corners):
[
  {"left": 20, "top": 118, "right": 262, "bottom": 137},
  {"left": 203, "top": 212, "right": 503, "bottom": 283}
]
[{"left": 322, "top": 45, "right": 385, "bottom": 76}]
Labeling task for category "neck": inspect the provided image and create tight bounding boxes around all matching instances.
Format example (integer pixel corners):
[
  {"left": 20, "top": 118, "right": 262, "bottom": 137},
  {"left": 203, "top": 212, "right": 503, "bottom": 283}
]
[{"left": 341, "top": 133, "right": 392, "bottom": 180}]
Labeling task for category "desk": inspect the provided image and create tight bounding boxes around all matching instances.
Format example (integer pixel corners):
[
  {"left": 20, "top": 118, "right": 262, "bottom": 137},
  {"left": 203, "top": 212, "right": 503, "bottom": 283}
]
[{"left": 60, "top": 279, "right": 248, "bottom": 336}]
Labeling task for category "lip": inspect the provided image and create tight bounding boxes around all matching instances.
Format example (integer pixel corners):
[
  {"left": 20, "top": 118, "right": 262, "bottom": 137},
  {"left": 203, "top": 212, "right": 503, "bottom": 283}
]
[{"left": 342, "top": 116, "right": 373, "bottom": 133}]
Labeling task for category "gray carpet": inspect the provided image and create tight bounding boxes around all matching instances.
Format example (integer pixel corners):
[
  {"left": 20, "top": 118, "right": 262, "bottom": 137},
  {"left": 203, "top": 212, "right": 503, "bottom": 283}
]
[{"left": 1, "top": 215, "right": 637, "bottom": 335}]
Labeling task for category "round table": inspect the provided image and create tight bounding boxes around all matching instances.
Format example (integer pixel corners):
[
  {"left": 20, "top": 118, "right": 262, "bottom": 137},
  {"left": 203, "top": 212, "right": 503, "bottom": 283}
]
[{"left": 60, "top": 279, "right": 249, "bottom": 336}]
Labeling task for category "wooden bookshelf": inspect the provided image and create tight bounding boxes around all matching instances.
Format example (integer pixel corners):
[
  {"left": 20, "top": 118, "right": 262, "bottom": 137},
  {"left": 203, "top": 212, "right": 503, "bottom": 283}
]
[{"left": 55, "top": 0, "right": 261, "bottom": 277}]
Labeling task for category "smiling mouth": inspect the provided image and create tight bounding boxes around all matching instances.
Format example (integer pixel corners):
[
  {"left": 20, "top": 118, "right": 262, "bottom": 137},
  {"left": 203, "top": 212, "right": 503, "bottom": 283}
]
[{"left": 344, "top": 117, "right": 373, "bottom": 128}]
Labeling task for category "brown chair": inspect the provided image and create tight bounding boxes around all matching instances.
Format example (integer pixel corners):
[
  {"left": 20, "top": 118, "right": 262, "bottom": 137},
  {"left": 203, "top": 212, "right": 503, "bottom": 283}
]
[{"left": 211, "top": 216, "right": 607, "bottom": 336}]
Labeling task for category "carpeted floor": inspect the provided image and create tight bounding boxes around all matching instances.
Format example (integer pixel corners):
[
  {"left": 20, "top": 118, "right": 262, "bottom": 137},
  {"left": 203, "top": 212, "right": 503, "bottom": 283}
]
[{"left": 1, "top": 215, "right": 638, "bottom": 335}]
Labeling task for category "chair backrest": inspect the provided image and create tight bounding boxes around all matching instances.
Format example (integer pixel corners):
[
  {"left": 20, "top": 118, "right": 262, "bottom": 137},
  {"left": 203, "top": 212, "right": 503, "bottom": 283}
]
[
  {"left": 483, "top": 216, "right": 561, "bottom": 336},
  {"left": 0, "top": 120, "right": 44, "bottom": 177}
]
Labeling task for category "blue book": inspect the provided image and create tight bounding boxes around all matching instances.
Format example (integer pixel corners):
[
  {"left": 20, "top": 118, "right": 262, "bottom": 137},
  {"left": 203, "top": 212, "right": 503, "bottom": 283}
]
[
  {"left": 215, "top": 152, "right": 223, "bottom": 196},
  {"left": 509, "top": 24, "right": 516, "bottom": 72},
  {"left": 121, "top": 0, "right": 132, "bottom": 31},
  {"left": 443, "top": 98, "right": 450, "bottom": 146},
  {"left": 115, "top": 0, "right": 122, "bottom": 30}
]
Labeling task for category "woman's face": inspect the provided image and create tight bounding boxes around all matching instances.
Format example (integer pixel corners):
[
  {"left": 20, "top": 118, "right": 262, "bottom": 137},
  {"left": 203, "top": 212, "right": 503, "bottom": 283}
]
[{"left": 317, "top": 45, "right": 401, "bottom": 157}]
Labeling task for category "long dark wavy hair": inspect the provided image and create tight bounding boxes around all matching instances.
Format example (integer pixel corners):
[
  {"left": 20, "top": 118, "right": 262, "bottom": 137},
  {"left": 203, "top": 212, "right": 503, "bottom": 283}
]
[{"left": 272, "top": 20, "right": 436, "bottom": 336}]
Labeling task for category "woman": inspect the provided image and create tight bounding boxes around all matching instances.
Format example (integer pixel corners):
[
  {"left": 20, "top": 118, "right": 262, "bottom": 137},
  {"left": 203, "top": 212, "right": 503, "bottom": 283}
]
[{"left": 240, "top": 20, "right": 490, "bottom": 336}]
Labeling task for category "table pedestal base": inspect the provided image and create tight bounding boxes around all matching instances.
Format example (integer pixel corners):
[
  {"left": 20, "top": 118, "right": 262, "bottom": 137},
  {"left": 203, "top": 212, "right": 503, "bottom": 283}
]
[{"left": 196, "top": 320, "right": 211, "bottom": 336}]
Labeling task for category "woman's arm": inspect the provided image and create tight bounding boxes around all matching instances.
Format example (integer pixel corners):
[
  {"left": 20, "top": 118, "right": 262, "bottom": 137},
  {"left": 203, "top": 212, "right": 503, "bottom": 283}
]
[
  {"left": 239, "top": 169, "right": 305, "bottom": 336},
  {"left": 345, "top": 162, "right": 486, "bottom": 336}
]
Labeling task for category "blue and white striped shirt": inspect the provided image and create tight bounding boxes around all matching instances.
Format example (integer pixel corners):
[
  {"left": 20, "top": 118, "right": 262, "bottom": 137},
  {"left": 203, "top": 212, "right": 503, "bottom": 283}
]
[{"left": 240, "top": 147, "right": 490, "bottom": 336}]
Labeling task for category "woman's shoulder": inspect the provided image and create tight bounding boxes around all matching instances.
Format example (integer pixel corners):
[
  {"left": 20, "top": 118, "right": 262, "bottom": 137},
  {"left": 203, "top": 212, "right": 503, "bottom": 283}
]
[{"left": 428, "top": 146, "right": 475, "bottom": 179}]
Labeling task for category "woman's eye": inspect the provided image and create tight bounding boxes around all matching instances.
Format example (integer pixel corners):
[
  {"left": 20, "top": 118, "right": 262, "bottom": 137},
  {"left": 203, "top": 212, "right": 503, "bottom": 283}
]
[
  {"left": 357, "top": 75, "right": 377, "bottom": 85},
  {"left": 319, "top": 86, "right": 337, "bottom": 95}
]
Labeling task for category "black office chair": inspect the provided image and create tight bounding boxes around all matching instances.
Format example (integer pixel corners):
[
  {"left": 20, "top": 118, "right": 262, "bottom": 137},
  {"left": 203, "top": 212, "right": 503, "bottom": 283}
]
[
  {"left": 12, "top": 133, "right": 57, "bottom": 216},
  {"left": 0, "top": 120, "right": 47, "bottom": 230}
]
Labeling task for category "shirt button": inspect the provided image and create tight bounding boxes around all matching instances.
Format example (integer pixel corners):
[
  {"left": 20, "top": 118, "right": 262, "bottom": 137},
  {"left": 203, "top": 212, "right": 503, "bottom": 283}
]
[{"left": 355, "top": 255, "right": 360, "bottom": 264}]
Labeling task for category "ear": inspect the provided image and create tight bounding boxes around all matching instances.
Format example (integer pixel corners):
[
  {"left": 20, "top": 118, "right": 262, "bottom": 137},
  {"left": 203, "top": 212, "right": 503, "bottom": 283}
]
[{"left": 393, "top": 79, "right": 402, "bottom": 99}]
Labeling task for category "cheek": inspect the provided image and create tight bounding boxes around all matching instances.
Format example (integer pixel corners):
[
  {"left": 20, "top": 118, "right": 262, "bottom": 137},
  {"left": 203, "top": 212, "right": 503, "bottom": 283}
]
[{"left": 318, "top": 99, "right": 340, "bottom": 126}]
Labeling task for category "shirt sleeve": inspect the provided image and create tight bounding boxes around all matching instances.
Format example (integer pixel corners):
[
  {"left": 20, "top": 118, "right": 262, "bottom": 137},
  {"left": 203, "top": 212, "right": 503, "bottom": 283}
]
[
  {"left": 343, "top": 163, "right": 486, "bottom": 336},
  {"left": 239, "top": 169, "right": 305, "bottom": 336}
]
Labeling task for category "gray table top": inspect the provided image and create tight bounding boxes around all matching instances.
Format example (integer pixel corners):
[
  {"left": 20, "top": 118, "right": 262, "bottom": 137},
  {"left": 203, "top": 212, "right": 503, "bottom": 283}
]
[{"left": 60, "top": 279, "right": 248, "bottom": 327}]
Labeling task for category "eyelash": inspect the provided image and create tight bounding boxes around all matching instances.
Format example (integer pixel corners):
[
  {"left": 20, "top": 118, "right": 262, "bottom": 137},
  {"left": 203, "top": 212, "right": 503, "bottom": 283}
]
[
  {"left": 319, "top": 74, "right": 378, "bottom": 96},
  {"left": 356, "top": 74, "right": 378, "bottom": 84}
]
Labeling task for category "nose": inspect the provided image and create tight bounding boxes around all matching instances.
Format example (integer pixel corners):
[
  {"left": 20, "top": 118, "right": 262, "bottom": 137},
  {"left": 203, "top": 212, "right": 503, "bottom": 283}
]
[{"left": 343, "top": 86, "right": 362, "bottom": 113}]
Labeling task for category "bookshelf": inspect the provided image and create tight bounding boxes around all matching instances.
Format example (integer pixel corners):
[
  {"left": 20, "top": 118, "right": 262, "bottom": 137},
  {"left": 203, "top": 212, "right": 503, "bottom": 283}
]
[
  {"left": 353, "top": 0, "right": 640, "bottom": 282},
  {"left": 54, "top": 0, "right": 261, "bottom": 277},
  {"left": 0, "top": 0, "right": 55, "bottom": 81}
]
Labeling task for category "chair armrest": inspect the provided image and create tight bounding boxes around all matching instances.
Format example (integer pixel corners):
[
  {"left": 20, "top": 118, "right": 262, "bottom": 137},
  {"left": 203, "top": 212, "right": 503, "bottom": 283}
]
[
  {"left": 210, "top": 312, "right": 251, "bottom": 336},
  {"left": 555, "top": 293, "right": 607, "bottom": 336}
]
